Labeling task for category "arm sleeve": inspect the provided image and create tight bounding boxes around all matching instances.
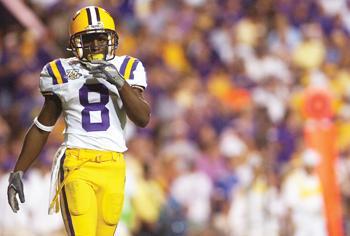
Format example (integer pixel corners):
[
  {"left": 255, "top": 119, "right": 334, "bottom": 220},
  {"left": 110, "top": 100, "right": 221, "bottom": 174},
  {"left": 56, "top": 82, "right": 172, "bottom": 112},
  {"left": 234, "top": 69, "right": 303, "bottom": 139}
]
[
  {"left": 39, "top": 63, "right": 54, "bottom": 96},
  {"left": 127, "top": 60, "right": 147, "bottom": 90},
  {"left": 117, "top": 55, "right": 147, "bottom": 90}
]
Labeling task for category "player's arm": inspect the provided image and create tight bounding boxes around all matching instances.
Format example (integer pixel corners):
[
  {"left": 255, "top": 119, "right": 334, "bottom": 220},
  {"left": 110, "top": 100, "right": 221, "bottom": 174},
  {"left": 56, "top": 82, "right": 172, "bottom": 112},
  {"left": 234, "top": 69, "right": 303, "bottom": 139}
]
[
  {"left": 8, "top": 94, "right": 61, "bottom": 213},
  {"left": 118, "top": 84, "right": 150, "bottom": 127},
  {"left": 13, "top": 94, "right": 62, "bottom": 172}
]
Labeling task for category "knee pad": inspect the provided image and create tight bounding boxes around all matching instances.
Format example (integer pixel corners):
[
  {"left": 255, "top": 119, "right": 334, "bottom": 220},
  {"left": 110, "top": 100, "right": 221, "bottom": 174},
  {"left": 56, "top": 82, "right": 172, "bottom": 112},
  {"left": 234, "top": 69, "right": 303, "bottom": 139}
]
[
  {"left": 102, "top": 192, "right": 124, "bottom": 225},
  {"left": 65, "top": 181, "right": 93, "bottom": 216}
]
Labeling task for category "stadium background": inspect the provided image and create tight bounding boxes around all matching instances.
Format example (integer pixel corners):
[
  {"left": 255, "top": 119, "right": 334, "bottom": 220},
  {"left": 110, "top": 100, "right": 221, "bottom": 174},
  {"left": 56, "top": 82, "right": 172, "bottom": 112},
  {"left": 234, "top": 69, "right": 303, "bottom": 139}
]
[{"left": 0, "top": 0, "right": 350, "bottom": 235}]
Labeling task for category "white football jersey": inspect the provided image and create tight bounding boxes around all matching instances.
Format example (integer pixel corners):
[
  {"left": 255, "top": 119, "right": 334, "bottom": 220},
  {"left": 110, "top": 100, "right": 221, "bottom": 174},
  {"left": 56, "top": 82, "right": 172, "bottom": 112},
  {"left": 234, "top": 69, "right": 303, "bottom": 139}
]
[{"left": 39, "top": 55, "right": 147, "bottom": 152}]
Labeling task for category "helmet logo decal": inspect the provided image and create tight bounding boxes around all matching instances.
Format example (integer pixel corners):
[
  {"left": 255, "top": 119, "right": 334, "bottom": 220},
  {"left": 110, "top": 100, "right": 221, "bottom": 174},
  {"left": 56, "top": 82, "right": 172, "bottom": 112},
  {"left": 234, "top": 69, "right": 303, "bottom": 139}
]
[
  {"left": 86, "top": 22, "right": 104, "bottom": 30},
  {"left": 72, "top": 12, "right": 80, "bottom": 21}
]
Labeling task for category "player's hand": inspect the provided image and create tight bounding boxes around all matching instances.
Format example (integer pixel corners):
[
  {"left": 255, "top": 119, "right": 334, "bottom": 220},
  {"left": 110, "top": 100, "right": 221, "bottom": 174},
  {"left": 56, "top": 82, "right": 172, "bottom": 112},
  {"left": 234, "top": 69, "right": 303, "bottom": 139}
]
[
  {"left": 7, "top": 171, "right": 25, "bottom": 213},
  {"left": 88, "top": 60, "right": 125, "bottom": 89}
]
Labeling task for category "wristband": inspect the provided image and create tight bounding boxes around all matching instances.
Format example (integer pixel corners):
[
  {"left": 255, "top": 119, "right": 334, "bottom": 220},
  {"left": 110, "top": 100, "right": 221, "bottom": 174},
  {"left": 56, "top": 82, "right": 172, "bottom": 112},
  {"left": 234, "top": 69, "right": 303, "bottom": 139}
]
[{"left": 33, "top": 117, "right": 54, "bottom": 132}]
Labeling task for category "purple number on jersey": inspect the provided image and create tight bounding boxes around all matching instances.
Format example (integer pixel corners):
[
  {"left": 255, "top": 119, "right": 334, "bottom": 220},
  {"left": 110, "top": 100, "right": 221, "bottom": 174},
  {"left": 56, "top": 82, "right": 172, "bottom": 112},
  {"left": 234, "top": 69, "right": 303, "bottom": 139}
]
[{"left": 79, "top": 83, "right": 110, "bottom": 131}]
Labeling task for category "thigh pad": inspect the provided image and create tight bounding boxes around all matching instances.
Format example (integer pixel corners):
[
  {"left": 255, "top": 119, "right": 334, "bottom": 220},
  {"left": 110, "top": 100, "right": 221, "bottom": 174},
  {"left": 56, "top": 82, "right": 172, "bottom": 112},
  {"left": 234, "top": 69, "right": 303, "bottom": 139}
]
[
  {"left": 65, "top": 181, "right": 93, "bottom": 216},
  {"left": 102, "top": 192, "right": 124, "bottom": 225}
]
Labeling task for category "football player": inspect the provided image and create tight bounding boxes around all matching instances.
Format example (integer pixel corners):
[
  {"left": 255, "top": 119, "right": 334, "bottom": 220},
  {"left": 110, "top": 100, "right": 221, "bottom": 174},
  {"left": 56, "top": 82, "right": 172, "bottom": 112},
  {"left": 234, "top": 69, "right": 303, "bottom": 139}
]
[{"left": 7, "top": 6, "right": 150, "bottom": 236}]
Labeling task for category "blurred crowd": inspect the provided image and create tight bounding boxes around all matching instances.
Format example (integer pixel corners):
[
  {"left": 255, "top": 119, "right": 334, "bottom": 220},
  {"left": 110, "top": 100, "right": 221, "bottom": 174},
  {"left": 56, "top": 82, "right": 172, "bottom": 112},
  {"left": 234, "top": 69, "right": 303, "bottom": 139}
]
[{"left": 1, "top": 0, "right": 350, "bottom": 235}]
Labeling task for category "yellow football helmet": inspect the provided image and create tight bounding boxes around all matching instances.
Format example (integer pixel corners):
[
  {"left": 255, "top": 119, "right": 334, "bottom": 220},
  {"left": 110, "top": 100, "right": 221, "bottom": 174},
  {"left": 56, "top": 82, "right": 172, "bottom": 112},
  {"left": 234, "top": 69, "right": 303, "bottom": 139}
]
[{"left": 69, "top": 6, "right": 118, "bottom": 61}]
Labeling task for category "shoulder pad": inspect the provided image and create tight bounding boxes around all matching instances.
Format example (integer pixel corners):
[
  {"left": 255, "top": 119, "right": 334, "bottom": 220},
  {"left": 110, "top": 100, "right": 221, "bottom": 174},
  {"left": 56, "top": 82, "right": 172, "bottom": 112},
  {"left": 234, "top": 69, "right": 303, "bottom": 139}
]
[
  {"left": 44, "top": 59, "right": 69, "bottom": 85},
  {"left": 117, "top": 55, "right": 147, "bottom": 89},
  {"left": 119, "top": 55, "right": 142, "bottom": 80},
  {"left": 40, "top": 59, "right": 71, "bottom": 95}
]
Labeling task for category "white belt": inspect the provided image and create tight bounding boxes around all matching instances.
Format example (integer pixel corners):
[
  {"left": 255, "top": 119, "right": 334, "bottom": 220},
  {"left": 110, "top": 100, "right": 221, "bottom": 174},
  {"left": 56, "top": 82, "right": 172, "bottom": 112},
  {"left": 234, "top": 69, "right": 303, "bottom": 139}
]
[{"left": 48, "top": 146, "right": 66, "bottom": 215}]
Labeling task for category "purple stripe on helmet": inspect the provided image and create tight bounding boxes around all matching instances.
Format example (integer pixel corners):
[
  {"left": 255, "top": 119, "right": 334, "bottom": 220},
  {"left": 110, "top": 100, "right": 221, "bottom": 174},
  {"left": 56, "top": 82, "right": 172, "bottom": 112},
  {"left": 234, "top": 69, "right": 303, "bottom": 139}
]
[
  {"left": 95, "top": 7, "right": 100, "bottom": 21},
  {"left": 86, "top": 8, "right": 92, "bottom": 25}
]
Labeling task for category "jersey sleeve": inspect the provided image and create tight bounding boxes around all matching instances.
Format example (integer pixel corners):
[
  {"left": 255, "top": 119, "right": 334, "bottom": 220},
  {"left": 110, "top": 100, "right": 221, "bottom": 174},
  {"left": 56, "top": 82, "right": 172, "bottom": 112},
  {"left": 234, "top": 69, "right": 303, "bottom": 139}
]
[
  {"left": 39, "top": 63, "right": 54, "bottom": 95},
  {"left": 39, "top": 59, "right": 69, "bottom": 96},
  {"left": 119, "top": 56, "right": 147, "bottom": 90}
]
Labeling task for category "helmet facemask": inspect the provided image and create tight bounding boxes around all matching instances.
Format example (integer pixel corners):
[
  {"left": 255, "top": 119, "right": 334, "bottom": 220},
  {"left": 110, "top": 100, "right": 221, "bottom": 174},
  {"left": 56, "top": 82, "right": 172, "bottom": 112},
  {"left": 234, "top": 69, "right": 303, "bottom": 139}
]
[{"left": 70, "top": 29, "right": 118, "bottom": 62}]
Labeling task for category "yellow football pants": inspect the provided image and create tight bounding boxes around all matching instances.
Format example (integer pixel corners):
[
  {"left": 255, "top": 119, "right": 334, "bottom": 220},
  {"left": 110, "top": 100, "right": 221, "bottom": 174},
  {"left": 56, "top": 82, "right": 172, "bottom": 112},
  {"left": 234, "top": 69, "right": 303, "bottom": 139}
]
[{"left": 59, "top": 148, "right": 126, "bottom": 236}]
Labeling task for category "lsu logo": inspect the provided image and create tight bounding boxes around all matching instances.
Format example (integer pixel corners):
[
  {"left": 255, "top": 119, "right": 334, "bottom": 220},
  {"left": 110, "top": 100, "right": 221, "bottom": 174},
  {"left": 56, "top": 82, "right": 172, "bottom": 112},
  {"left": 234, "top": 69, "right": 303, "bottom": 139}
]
[
  {"left": 66, "top": 69, "right": 82, "bottom": 80},
  {"left": 87, "top": 22, "right": 104, "bottom": 30}
]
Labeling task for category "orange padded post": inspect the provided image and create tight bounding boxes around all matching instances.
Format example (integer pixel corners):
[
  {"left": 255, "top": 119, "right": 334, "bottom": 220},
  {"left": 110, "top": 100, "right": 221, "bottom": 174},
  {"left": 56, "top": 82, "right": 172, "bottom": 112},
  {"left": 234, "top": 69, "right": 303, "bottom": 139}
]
[{"left": 303, "top": 88, "right": 343, "bottom": 236}]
